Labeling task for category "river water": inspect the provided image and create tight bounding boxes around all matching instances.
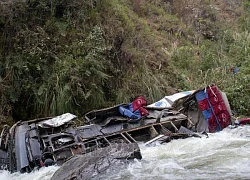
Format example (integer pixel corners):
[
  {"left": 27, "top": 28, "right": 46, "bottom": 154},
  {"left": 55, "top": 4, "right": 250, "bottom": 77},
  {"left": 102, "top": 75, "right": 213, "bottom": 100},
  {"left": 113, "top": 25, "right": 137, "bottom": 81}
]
[{"left": 1, "top": 125, "right": 250, "bottom": 180}]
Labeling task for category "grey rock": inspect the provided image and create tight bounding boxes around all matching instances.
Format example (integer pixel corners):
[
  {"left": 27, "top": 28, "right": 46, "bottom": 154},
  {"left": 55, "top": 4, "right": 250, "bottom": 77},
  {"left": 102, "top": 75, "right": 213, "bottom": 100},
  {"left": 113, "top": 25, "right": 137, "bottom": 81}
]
[{"left": 51, "top": 143, "right": 141, "bottom": 180}]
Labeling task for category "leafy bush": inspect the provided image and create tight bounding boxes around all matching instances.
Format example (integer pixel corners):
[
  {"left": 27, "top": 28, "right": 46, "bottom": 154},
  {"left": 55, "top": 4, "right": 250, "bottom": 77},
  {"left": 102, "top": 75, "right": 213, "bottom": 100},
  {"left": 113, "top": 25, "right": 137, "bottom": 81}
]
[{"left": 1, "top": 0, "right": 250, "bottom": 122}]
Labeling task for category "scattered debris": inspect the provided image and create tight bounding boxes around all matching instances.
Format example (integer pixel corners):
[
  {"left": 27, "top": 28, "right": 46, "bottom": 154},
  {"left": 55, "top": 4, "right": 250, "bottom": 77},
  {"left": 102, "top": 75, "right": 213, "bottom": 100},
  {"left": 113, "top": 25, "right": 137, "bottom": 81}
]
[{"left": 0, "top": 84, "right": 235, "bottom": 176}]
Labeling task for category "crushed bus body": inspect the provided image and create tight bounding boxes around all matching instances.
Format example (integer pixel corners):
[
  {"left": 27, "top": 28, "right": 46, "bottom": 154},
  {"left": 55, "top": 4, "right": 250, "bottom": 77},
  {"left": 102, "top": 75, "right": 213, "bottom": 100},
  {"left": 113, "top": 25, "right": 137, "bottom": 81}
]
[{"left": 0, "top": 85, "right": 233, "bottom": 174}]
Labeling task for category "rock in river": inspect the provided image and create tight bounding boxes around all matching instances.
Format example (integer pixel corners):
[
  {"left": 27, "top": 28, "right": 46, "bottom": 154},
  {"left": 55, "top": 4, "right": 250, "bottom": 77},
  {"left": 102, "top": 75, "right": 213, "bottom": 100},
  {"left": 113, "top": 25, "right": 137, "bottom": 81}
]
[{"left": 51, "top": 143, "right": 141, "bottom": 180}]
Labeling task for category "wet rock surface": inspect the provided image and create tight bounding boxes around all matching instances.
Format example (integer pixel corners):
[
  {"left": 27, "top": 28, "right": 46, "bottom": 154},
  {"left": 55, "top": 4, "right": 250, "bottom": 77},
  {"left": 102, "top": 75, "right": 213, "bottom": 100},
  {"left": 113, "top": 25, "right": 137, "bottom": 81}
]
[{"left": 51, "top": 143, "right": 141, "bottom": 180}]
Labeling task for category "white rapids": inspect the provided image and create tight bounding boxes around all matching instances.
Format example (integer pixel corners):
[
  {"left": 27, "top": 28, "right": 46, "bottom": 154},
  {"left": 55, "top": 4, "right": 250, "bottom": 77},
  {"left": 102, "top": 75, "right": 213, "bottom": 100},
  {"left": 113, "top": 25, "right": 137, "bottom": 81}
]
[{"left": 1, "top": 126, "right": 250, "bottom": 180}]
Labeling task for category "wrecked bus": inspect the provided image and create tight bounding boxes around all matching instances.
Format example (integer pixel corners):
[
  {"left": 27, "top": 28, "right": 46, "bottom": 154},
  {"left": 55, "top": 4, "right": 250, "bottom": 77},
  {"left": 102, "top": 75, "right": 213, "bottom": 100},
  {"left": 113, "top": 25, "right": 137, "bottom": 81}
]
[{"left": 0, "top": 85, "right": 232, "bottom": 173}]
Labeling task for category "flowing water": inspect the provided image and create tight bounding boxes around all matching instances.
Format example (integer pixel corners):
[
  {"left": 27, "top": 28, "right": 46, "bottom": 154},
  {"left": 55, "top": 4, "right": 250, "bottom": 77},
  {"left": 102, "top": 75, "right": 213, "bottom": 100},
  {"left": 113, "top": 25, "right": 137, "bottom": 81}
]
[{"left": 1, "top": 126, "right": 250, "bottom": 180}]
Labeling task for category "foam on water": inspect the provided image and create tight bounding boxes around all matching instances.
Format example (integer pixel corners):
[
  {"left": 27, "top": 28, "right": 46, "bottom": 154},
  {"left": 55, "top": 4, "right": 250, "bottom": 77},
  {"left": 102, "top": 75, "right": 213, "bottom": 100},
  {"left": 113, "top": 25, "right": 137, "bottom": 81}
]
[
  {"left": 0, "top": 166, "right": 59, "bottom": 180},
  {"left": 98, "top": 126, "right": 250, "bottom": 180},
  {"left": 2, "top": 126, "right": 250, "bottom": 180}
]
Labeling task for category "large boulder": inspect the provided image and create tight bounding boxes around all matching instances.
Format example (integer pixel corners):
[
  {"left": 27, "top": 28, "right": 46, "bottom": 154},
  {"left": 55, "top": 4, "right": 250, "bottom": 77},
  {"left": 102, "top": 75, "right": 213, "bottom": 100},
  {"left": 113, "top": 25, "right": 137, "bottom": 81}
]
[{"left": 51, "top": 143, "right": 141, "bottom": 180}]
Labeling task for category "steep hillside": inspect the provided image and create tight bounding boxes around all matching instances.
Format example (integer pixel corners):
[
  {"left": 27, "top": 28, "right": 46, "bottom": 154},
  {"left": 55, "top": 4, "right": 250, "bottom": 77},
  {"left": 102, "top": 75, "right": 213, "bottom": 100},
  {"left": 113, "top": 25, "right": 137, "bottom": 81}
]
[{"left": 0, "top": 0, "right": 249, "bottom": 125}]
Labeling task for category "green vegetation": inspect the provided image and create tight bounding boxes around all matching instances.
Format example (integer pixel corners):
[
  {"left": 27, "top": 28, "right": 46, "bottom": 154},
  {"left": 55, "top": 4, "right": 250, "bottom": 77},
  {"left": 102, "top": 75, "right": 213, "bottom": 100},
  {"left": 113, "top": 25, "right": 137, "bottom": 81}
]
[{"left": 0, "top": 0, "right": 250, "bottom": 124}]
